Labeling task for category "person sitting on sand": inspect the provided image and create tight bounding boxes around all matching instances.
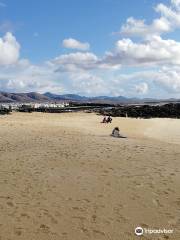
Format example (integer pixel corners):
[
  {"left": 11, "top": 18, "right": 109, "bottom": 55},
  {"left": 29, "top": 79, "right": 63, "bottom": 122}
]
[
  {"left": 107, "top": 115, "right": 112, "bottom": 123},
  {"left": 101, "top": 116, "right": 107, "bottom": 123},
  {"left": 112, "top": 127, "right": 120, "bottom": 137},
  {"left": 111, "top": 127, "right": 127, "bottom": 138}
]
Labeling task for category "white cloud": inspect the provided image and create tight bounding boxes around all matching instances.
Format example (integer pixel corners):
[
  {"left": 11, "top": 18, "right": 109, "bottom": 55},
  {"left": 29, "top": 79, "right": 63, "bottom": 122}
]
[
  {"left": 102, "top": 35, "right": 180, "bottom": 67},
  {"left": 119, "top": 0, "right": 180, "bottom": 38},
  {"left": 120, "top": 17, "right": 171, "bottom": 38},
  {"left": 154, "top": 66, "right": 180, "bottom": 93},
  {"left": 51, "top": 52, "right": 98, "bottom": 72},
  {"left": 0, "top": 61, "right": 63, "bottom": 93},
  {"left": 1, "top": 56, "right": 180, "bottom": 97},
  {"left": 62, "top": 38, "right": 90, "bottom": 51},
  {"left": 171, "top": 0, "right": 180, "bottom": 9},
  {"left": 50, "top": 50, "right": 122, "bottom": 72},
  {"left": 0, "top": 32, "right": 20, "bottom": 65},
  {"left": 155, "top": 3, "right": 180, "bottom": 26},
  {"left": 105, "top": 0, "right": 180, "bottom": 76},
  {"left": 55, "top": 52, "right": 97, "bottom": 66},
  {"left": 135, "top": 82, "right": 149, "bottom": 94},
  {"left": 67, "top": 72, "right": 108, "bottom": 95},
  {"left": 114, "top": 67, "right": 180, "bottom": 95}
]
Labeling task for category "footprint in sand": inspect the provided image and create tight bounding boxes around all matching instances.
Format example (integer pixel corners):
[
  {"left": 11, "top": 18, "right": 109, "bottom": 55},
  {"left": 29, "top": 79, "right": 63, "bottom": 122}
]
[
  {"left": 140, "top": 223, "right": 149, "bottom": 228},
  {"left": 174, "top": 198, "right": 180, "bottom": 209},
  {"left": 39, "top": 224, "right": 50, "bottom": 233},
  {"left": 6, "top": 201, "right": 14, "bottom": 207},
  {"left": 168, "top": 216, "right": 179, "bottom": 227},
  {"left": 92, "top": 214, "right": 97, "bottom": 222},
  {"left": 21, "top": 213, "right": 30, "bottom": 219},
  {"left": 93, "top": 229, "right": 105, "bottom": 237},
  {"left": 14, "top": 230, "right": 22, "bottom": 236},
  {"left": 152, "top": 199, "right": 163, "bottom": 207},
  {"left": 82, "top": 198, "right": 91, "bottom": 203},
  {"left": 46, "top": 213, "right": 58, "bottom": 224}
]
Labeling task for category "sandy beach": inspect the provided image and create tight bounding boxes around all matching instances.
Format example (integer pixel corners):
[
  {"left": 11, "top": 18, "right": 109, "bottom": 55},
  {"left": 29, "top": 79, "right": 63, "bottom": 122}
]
[{"left": 0, "top": 112, "right": 180, "bottom": 240}]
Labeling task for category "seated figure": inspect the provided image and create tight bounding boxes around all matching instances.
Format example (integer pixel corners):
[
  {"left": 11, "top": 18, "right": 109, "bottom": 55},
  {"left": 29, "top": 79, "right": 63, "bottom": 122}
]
[
  {"left": 111, "top": 127, "right": 127, "bottom": 138},
  {"left": 101, "top": 116, "right": 107, "bottom": 123},
  {"left": 107, "top": 116, "right": 112, "bottom": 123},
  {"left": 112, "top": 127, "right": 120, "bottom": 137}
]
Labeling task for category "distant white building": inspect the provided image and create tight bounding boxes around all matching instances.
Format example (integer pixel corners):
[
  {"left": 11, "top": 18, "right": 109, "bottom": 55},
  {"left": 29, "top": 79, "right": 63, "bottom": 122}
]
[{"left": 0, "top": 101, "right": 69, "bottom": 110}]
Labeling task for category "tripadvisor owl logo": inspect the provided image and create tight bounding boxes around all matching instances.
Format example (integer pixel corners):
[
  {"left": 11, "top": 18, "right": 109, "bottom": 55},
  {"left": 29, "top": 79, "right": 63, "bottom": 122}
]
[{"left": 135, "top": 226, "right": 144, "bottom": 236}]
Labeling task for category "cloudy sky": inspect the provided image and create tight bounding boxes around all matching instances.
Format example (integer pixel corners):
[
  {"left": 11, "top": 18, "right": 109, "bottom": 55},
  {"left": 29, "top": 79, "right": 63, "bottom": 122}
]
[{"left": 1, "top": 0, "right": 180, "bottom": 98}]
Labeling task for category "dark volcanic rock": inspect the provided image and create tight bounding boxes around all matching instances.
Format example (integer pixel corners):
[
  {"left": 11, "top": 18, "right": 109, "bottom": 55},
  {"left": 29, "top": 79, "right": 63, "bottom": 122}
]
[
  {"left": 0, "top": 108, "right": 11, "bottom": 115},
  {"left": 97, "top": 103, "right": 180, "bottom": 119}
]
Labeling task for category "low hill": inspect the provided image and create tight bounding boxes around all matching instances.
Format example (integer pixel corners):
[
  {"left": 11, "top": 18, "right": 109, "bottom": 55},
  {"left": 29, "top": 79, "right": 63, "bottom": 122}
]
[
  {"left": 0, "top": 92, "right": 50, "bottom": 103},
  {"left": 44, "top": 92, "right": 138, "bottom": 103},
  {"left": 1, "top": 91, "right": 180, "bottom": 104}
]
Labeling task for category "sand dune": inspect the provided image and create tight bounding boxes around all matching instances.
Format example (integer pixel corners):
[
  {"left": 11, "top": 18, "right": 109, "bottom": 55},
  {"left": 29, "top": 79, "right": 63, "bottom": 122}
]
[
  {"left": 144, "top": 118, "right": 180, "bottom": 145},
  {"left": 0, "top": 112, "right": 180, "bottom": 240}
]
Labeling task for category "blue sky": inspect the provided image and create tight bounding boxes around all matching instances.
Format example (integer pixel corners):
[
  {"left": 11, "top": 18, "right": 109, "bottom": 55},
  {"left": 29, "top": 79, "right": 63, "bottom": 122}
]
[
  {"left": 1, "top": 0, "right": 180, "bottom": 98},
  {"left": 1, "top": 0, "right": 162, "bottom": 62}
]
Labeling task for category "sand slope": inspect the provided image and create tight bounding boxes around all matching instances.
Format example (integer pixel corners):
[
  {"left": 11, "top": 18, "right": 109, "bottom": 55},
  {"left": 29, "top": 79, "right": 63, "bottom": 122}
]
[{"left": 0, "top": 112, "right": 180, "bottom": 240}]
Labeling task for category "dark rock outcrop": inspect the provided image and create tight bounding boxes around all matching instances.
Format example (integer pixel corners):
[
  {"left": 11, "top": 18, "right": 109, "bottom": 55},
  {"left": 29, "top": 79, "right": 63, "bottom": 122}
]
[
  {"left": 97, "top": 103, "right": 180, "bottom": 119},
  {"left": 0, "top": 107, "right": 11, "bottom": 115}
]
